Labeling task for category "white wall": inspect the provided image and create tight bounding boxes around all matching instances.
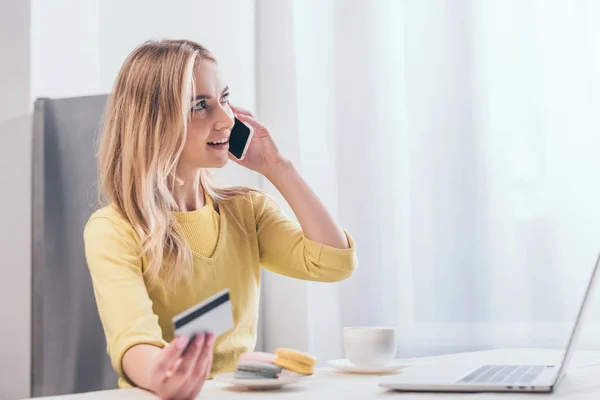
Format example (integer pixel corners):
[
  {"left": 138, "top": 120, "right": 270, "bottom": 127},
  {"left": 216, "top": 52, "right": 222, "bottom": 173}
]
[
  {"left": 1, "top": 1, "right": 258, "bottom": 398},
  {"left": 0, "top": 2, "right": 32, "bottom": 399},
  {"left": 31, "top": 0, "right": 101, "bottom": 99},
  {"left": 255, "top": 0, "right": 346, "bottom": 359},
  {"left": 255, "top": 0, "right": 312, "bottom": 353}
]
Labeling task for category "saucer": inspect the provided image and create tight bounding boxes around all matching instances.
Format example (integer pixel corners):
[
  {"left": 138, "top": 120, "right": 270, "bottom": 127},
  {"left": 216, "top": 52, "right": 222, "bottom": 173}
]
[
  {"left": 326, "top": 359, "right": 412, "bottom": 374},
  {"left": 214, "top": 372, "right": 304, "bottom": 390}
]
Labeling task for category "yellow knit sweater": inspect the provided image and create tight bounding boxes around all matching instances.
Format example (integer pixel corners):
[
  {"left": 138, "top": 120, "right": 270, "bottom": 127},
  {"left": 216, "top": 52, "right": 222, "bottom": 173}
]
[{"left": 83, "top": 190, "right": 357, "bottom": 388}]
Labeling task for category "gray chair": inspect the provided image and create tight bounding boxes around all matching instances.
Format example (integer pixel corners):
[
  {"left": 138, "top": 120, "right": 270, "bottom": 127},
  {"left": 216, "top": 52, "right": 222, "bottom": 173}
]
[{"left": 32, "top": 95, "right": 117, "bottom": 397}]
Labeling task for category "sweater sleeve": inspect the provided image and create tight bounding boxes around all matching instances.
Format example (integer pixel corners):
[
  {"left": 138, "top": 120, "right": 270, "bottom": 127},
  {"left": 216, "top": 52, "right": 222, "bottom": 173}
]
[
  {"left": 252, "top": 191, "right": 358, "bottom": 282},
  {"left": 83, "top": 214, "right": 167, "bottom": 387}
]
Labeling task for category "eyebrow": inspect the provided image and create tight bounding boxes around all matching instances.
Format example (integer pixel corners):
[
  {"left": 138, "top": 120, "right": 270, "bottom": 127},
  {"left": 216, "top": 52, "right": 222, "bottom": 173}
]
[{"left": 191, "top": 86, "right": 229, "bottom": 102}]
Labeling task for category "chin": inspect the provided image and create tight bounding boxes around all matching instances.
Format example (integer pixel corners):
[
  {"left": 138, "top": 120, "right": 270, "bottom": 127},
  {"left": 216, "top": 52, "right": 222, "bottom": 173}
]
[
  {"left": 205, "top": 156, "right": 229, "bottom": 169},
  {"left": 216, "top": 158, "right": 229, "bottom": 168}
]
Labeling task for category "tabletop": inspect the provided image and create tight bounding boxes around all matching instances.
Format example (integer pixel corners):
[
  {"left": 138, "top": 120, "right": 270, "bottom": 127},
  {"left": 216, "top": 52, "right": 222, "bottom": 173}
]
[{"left": 26, "top": 348, "right": 600, "bottom": 399}]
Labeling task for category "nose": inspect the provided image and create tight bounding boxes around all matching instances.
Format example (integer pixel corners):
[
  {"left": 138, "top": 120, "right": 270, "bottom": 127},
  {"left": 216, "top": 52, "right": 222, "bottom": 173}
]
[{"left": 215, "top": 102, "right": 234, "bottom": 132}]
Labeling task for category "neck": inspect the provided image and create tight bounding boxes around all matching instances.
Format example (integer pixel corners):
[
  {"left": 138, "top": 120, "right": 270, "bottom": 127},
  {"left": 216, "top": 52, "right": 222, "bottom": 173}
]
[{"left": 173, "top": 169, "right": 205, "bottom": 212}]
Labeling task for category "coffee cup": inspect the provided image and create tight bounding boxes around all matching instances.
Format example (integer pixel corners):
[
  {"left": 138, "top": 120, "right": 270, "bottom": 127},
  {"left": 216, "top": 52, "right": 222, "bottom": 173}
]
[{"left": 343, "top": 326, "right": 397, "bottom": 368}]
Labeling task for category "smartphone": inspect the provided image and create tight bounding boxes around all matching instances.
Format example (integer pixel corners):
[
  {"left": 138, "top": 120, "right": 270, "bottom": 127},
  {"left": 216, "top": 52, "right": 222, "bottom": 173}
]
[{"left": 228, "top": 117, "right": 253, "bottom": 160}]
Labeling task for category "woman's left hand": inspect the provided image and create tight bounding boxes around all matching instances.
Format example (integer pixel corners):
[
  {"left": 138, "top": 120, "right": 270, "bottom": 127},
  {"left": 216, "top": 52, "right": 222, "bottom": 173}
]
[{"left": 228, "top": 104, "right": 288, "bottom": 177}]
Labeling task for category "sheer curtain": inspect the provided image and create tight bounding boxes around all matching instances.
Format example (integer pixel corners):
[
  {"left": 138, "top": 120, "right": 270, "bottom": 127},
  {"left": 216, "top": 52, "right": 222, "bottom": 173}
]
[{"left": 256, "top": 0, "right": 600, "bottom": 363}]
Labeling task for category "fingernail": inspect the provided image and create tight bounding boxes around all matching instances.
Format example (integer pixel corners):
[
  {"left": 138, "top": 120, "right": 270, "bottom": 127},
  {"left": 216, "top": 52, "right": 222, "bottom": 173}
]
[
  {"left": 176, "top": 336, "right": 188, "bottom": 349},
  {"left": 195, "top": 333, "right": 205, "bottom": 346},
  {"left": 206, "top": 333, "right": 215, "bottom": 347}
]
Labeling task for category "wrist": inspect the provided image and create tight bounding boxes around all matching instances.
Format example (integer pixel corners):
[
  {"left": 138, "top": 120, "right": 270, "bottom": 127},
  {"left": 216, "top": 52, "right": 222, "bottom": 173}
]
[{"left": 263, "top": 158, "right": 296, "bottom": 184}]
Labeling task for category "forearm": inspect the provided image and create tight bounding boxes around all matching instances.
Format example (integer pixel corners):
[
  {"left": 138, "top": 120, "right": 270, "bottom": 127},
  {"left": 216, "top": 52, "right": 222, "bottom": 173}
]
[
  {"left": 122, "top": 344, "right": 162, "bottom": 391},
  {"left": 265, "top": 160, "right": 349, "bottom": 249}
]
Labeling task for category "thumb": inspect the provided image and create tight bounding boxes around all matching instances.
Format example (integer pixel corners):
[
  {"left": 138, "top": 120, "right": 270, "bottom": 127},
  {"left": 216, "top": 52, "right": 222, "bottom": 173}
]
[{"left": 228, "top": 152, "right": 243, "bottom": 164}]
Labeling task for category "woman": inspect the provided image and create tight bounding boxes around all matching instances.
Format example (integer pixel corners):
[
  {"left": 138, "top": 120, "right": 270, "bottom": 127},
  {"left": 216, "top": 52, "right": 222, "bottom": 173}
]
[{"left": 84, "top": 39, "right": 357, "bottom": 399}]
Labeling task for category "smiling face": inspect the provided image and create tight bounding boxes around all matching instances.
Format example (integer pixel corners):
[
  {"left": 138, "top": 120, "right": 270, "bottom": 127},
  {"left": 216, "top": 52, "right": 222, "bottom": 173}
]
[{"left": 177, "top": 59, "right": 235, "bottom": 174}]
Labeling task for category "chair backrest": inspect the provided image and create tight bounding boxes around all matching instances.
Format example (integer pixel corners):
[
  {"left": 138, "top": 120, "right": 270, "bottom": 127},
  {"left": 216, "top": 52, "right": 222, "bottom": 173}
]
[{"left": 32, "top": 94, "right": 117, "bottom": 397}]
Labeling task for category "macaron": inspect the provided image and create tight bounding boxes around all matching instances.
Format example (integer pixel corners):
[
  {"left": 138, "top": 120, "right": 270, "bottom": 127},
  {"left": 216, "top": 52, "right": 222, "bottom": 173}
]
[
  {"left": 274, "top": 348, "right": 317, "bottom": 375},
  {"left": 234, "top": 370, "right": 273, "bottom": 380},
  {"left": 238, "top": 351, "right": 277, "bottom": 364},
  {"left": 235, "top": 361, "right": 282, "bottom": 380}
]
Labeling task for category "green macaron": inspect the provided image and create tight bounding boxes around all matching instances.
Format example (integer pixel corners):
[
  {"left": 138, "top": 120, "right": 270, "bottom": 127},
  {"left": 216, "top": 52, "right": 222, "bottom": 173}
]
[{"left": 235, "top": 361, "right": 282, "bottom": 379}]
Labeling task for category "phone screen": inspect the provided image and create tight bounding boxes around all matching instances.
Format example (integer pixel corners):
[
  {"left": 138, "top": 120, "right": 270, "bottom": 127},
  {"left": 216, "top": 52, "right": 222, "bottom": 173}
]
[{"left": 228, "top": 117, "right": 252, "bottom": 159}]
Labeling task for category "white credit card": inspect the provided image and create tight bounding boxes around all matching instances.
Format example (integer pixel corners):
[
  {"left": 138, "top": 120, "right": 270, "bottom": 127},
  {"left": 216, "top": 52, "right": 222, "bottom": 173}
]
[{"left": 172, "top": 288, "right": 234, "bottom": 338}]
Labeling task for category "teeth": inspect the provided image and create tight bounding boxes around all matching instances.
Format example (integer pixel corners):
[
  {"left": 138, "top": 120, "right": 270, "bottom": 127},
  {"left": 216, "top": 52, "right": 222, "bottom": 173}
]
[{"left": 208, "top": 138, "right": 228, "bottom": 145}]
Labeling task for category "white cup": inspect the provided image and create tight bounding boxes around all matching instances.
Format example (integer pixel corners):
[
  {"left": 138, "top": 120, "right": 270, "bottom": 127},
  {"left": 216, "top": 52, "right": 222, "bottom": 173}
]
[{"left": 343, "top": 326, "right": 397, "bottom": 368}]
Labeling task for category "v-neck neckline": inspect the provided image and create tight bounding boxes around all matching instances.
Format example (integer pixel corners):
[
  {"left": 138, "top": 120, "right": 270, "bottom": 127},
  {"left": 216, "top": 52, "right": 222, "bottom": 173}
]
[
  {"left": 189, "top": 203, "right": 226, "bottom": 263},
  {"left": 173, "top": 191, "right": 225, "bottom": 263}
]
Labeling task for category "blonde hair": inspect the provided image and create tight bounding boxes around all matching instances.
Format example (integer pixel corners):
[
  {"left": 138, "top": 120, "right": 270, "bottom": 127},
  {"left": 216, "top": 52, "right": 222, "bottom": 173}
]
[{"left": 97, "top": 39, "right": 248, "bottom": 287}]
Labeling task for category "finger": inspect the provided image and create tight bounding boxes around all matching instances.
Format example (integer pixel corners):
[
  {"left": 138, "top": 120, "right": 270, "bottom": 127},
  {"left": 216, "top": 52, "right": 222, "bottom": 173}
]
[
  {"left": 161, "top": 334, "right": 205, "bottom": 398},
  {"left": 183, "top": 333, "right": 215, "bottom": 399},
  {"left": 229, "top": 103, "right": 254, "bottom": 118},
  {"left": 174, "top": 333, "right": 205, "bottom": 378},
  {"left": 152, "top": 337, "right": 188, "bottom": 377},
  {"left": 201, "top": 333, "right": 216, "bottom": 379},
  {"left": 179, "top": 332, "right": 199, "bottom": 357},
  {"left": 197, "top": 333, "right": 215, "bottom": 380},
  {"left": 234, "top": 113, "right": 270, "bottom": 140},
  {"left": 234, "top": 113, "right": 258, "bottom": 128},
  {"left": 234, "top": 112, "right": 255, "bottom": 122},
  {"left": 181, "top": 358, "right": 208, "bottom": 399},
  {"left": 164, "top": 358, "right": 182, "bottom": 380}
]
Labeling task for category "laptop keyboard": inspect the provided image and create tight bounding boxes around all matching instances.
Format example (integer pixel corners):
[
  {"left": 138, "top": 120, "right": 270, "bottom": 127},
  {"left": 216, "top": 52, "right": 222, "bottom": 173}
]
[{"left": 457, "top": 365, "right": 545, "bottom": 385}]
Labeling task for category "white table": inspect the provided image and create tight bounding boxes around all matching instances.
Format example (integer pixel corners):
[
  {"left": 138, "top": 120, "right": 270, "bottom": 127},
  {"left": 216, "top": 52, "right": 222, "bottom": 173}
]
[{"left": 27, "top": 349, "right": 600, "bottom": 399}]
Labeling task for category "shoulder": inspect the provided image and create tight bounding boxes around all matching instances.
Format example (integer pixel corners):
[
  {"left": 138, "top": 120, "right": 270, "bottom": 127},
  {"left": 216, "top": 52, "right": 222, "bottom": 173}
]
[
  {"left": 84, "top": 204, "right": 139, "bottom": 244},
  {"left": 83, "top": 205, "right": 145, "bottom": 274},
  {"left": 218, "top": 189, "right": 282, "bottom": 218}
]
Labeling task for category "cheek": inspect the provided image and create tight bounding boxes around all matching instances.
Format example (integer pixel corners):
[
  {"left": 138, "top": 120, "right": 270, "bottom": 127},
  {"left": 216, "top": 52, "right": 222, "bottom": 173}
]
[
  {"left": 183, "top": 124, "right": 209, "bottom": 154},
  {"left": 187, "top": 119, "right": 210, "bottom": 141}
]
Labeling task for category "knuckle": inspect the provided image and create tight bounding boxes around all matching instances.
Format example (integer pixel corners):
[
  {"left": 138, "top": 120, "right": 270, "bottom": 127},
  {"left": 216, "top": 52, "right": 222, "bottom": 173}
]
[
  {"left": 193, "top": 359, "right": 205, "bottom": 374},
  {"left": 176, "top": 364, "right": 190, "bottom": 376}
]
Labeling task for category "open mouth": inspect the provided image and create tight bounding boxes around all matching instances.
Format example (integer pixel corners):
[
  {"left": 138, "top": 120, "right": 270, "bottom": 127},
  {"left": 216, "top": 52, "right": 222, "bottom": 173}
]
[{"left": 207, "top": 138, "right": 229, "bottom": 147}]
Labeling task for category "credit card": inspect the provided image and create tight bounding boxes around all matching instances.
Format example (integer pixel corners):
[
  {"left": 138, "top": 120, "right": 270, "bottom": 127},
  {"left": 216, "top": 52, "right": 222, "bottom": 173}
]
[{"left": 172, "top": 288, "right": 234, "bottom": 339}]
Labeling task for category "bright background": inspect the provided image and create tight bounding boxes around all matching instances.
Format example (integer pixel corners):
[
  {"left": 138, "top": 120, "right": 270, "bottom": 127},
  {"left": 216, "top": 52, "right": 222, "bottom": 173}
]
[{"left": 2, "top": 0, "right": 600, "bottom": 398}]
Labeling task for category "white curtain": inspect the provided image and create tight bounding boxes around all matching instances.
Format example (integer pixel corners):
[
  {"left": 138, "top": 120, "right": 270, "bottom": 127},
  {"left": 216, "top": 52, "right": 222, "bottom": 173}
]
[{"left": 257, "top": 0, "right": 600, "bottom": 363}]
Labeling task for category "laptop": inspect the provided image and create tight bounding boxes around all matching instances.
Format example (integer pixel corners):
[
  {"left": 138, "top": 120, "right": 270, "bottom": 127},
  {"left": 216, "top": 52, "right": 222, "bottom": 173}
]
[{"left": 379, "top": 252, "right": 600, "bottom": 393}]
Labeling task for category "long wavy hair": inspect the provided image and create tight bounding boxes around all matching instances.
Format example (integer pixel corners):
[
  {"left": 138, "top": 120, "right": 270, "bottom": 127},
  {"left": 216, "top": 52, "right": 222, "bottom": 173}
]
[{"left": 97, "top": 39, "right": 247, "bottom": 287}]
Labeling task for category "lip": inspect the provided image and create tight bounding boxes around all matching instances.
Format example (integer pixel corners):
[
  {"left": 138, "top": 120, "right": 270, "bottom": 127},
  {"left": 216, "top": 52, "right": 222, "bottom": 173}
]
[{"left": 206, "top": 137, "right": 230, "bottom": 144}]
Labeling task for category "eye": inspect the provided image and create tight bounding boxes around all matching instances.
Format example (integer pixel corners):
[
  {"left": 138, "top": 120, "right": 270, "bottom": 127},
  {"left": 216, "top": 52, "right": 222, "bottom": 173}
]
[
  {"left": 191, "top": 100, "right": 206, "bottom": 113},
  {"left": 221, "top": 93, "right": 230, "bottom": 103}
]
